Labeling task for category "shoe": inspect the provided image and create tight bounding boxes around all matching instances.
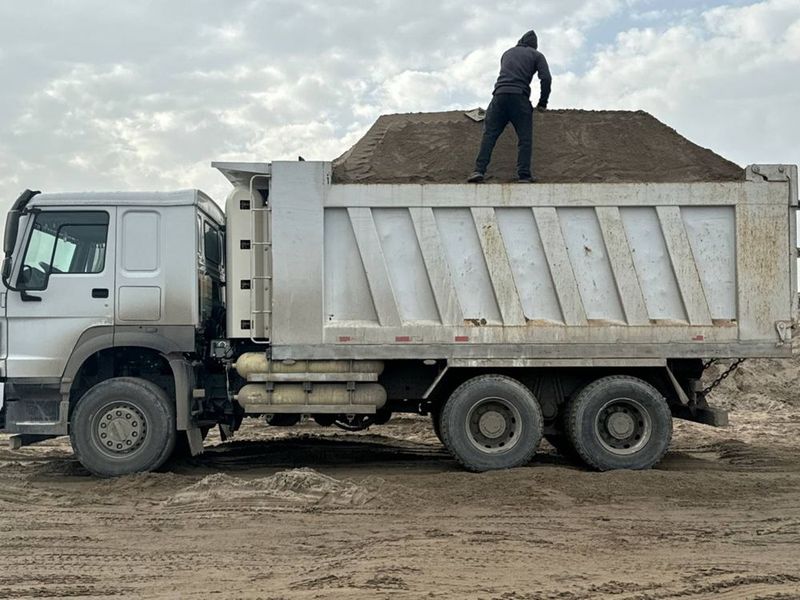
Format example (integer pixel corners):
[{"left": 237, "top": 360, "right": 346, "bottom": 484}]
[
  {"left": 518, "top": 176, "right": 538, "bottom": 183},
  {"left": 467, "top": 172, "right": 485, "bottom": 183}
]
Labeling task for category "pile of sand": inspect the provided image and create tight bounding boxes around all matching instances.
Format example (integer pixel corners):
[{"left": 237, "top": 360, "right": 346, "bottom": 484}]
[
  {"left": 706, "top": 355, "right": 800, "bottom": 413},
  {"left": 332, "top": 109, "right": 744, "bottom": 184},
  {"left": 165, "top": 469, "right": 378, "bottom": 507}
]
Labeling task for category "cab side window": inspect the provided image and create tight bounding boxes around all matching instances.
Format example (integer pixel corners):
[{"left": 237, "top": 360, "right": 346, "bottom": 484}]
[
  {"left": 18, "top": 211, "right": 109, "bottom": 290},
  {"left": 203, "top": 220, "right": 223, "bottom": 267}
]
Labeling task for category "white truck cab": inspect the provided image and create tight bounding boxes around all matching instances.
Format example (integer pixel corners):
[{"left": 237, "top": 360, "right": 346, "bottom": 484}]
[{"left": 1, "top": 189, "right": 225, "bottom": 475}]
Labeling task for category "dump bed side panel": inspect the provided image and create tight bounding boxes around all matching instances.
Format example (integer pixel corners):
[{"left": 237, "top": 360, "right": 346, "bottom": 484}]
[{"left": 266, "top": 162, "right": 796, "bottom": 360}]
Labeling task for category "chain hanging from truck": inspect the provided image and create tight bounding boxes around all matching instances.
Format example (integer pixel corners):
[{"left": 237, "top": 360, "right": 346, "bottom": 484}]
[{"left": 699, "top": 359, "right": 746, "bottom": 399}]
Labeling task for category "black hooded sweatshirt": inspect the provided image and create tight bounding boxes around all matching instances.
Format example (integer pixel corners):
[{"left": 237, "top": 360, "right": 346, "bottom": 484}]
[{"left": 493, "top": 30, "right": 552, "bottom": 107}]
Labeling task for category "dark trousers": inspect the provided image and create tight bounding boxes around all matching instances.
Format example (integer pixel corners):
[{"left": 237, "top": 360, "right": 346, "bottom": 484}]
[{"left": 473, "top": 93, "right": 533, "bottom": 178}]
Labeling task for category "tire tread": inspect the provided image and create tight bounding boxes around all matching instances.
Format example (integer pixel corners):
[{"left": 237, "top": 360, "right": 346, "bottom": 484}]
[
  {"left": 441, "top": 375, "right": 543, "bottom": 472},
  {"left": 566, "top": 375, "right": 672, "bottom": 471},
  {"left": 70, "top": 377, "right": 176, "bottom": 477}
]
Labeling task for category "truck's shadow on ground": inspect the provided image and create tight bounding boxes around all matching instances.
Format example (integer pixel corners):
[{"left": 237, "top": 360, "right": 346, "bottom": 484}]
[
  {"left": 172, "top": 434, "right": 800, "bottom": 477},
  {"left": 170, "top": 434, "right": 763, "bottom": 476},
  {"left": 8, "top": 432, "right": 792, "bottom": 481},
  {"left": 183, "top": 437, "right": 467, "bottom": 472},
  {"left": 169, "top": 435, "right": 574, "bottom": 474}
]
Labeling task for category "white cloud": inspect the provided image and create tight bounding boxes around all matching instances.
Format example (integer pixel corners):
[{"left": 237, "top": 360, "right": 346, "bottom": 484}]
[
  {"left": 556, "top": 0, "right": 800, "bottom": 170},
  {"left": 0, "top": 0, "right": 638, "bottom": 203},
  {"left": 0, "top": 0, "right": 797, "bottom": 208}
]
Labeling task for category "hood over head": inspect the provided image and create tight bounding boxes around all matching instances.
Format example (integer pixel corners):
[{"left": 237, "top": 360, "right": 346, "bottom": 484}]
[{"left": 518, "top": 30, "right": 538, "bottom": 49}]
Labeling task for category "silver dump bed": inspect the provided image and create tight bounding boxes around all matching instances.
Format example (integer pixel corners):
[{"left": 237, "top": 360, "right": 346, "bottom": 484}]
[{"left": 218, "top": 162, "right": 798, "bottom": 363}]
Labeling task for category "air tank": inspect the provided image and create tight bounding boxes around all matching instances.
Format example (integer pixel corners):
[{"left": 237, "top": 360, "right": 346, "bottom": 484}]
[
  {"left": 236, "top": 383, "right": 387, "bottom": 409},
  {"left": 234, "top": 353, "right": 384, "bottom": 378}
]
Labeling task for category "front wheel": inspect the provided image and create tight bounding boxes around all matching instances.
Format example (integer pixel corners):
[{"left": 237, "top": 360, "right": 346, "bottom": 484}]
[
  {"left": 566, "top": 375, "right": 672, "bottom": 471},
  {"left": 70, "top": 377, "right": 177, "bottom": 477},
  {"left": 440, "top": 375, "right": 543, "bottom": 472}
]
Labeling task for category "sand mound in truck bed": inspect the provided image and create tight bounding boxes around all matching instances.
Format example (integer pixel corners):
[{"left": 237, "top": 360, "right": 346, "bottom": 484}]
[{"left": 332, "top": 109, "right": 744, "bottom": 184}]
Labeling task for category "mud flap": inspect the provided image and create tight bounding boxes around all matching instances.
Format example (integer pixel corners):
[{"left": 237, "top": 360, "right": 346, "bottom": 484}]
[
  {"left": 186, "top": 427, "right": 205, "bottom": 456},
  {"left": 672, "top": 405, "right": 729, "bottom": 428},
  {"left": 168, "top": 355, "right": 194, "bottom": 432}
]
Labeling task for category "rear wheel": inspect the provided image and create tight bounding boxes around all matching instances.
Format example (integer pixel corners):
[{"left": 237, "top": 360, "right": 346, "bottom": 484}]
[
  {"left": 70, "top": 377, "right": 176, "bottom": 477},
  {"left": 566, "top": 375, "right": 672, "bottom": 471},
  {"left": 440, "top": 375, "right": 543, "bottom": 472},
  {"left": 431, "top": 406, "right": 444, "bottom": 445}
]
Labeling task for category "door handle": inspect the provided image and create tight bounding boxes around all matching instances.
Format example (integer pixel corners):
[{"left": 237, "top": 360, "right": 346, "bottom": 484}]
[{"left": 92, "top": 288, "right": 109, "bottom": 299}]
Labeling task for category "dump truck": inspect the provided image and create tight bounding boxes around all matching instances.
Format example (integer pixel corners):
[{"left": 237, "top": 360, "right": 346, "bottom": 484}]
[{"left": 0, "top": 158, "right": 797, "bottom": 476}]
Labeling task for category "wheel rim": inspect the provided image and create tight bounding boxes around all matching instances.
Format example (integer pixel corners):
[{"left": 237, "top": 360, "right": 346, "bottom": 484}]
[
  {"left": 594, "top": 397, "right": 652, "bottom": 455},
  {"left": 465, "top": 396, "right": 522, "bottom": 454},
  {"left": 90, "top": 401, "right": 149, "bottom": 459}
]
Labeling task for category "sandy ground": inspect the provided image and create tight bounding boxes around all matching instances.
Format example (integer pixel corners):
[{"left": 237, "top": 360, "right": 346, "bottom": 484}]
[{"left": 1, "top": 361, "right": 800, "bottom": 599}]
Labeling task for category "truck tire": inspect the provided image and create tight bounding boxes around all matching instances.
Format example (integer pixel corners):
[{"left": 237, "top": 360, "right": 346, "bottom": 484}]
[
  {"left": 431, "top": 406, "right": 444, "bottom": 445},
  {"left": 566, "top": 375, "right": 672, "bottom": 471},
  {"left": 70, "top": 377, "right": 177, "bottom": 477},
  {"left": 440, "top": 375, "right": 543, "bottom": 472}
]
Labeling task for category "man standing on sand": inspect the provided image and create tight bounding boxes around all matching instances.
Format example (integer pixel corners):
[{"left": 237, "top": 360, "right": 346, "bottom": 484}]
[{"left": 468, "top": 30, "right": 552, "bottom": 183}]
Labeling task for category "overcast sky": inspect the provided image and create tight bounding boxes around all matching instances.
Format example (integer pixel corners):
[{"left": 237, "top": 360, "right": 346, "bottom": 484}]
[{"left": 0, "top": 0, "right": 798, "bottom": 206}]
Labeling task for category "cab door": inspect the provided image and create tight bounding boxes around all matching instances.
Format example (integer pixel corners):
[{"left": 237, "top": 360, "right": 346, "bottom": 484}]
[{"left": 4, "top": 209, "right": 116, "bottom": 379}]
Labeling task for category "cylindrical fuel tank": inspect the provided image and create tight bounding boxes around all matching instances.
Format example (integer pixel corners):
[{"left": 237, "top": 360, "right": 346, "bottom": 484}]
[
  {"left": 236, "top": 383, "right": 387, "bottom": 409},
  {"left": 233, "top": 353, "right": 384, "bottom": 378}
]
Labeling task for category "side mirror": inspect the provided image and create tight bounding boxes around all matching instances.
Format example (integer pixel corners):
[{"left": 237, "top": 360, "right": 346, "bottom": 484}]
[
  {"left": 1, "top": 256, "right": 10, "bottom": 282},
  {"left": 3, "top": 209, "right": 20, "bottom": 256},
  {"left": 1, "top": 212, "right": 20, "bottom": 289},
  {"left": 2, "top": 189, "right": 39, "bottom": 291}
]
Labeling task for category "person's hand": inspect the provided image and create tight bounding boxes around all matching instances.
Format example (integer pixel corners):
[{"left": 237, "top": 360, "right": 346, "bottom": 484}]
[{"left": 535, "top": 104, "right": 547, "bottom": 113}]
